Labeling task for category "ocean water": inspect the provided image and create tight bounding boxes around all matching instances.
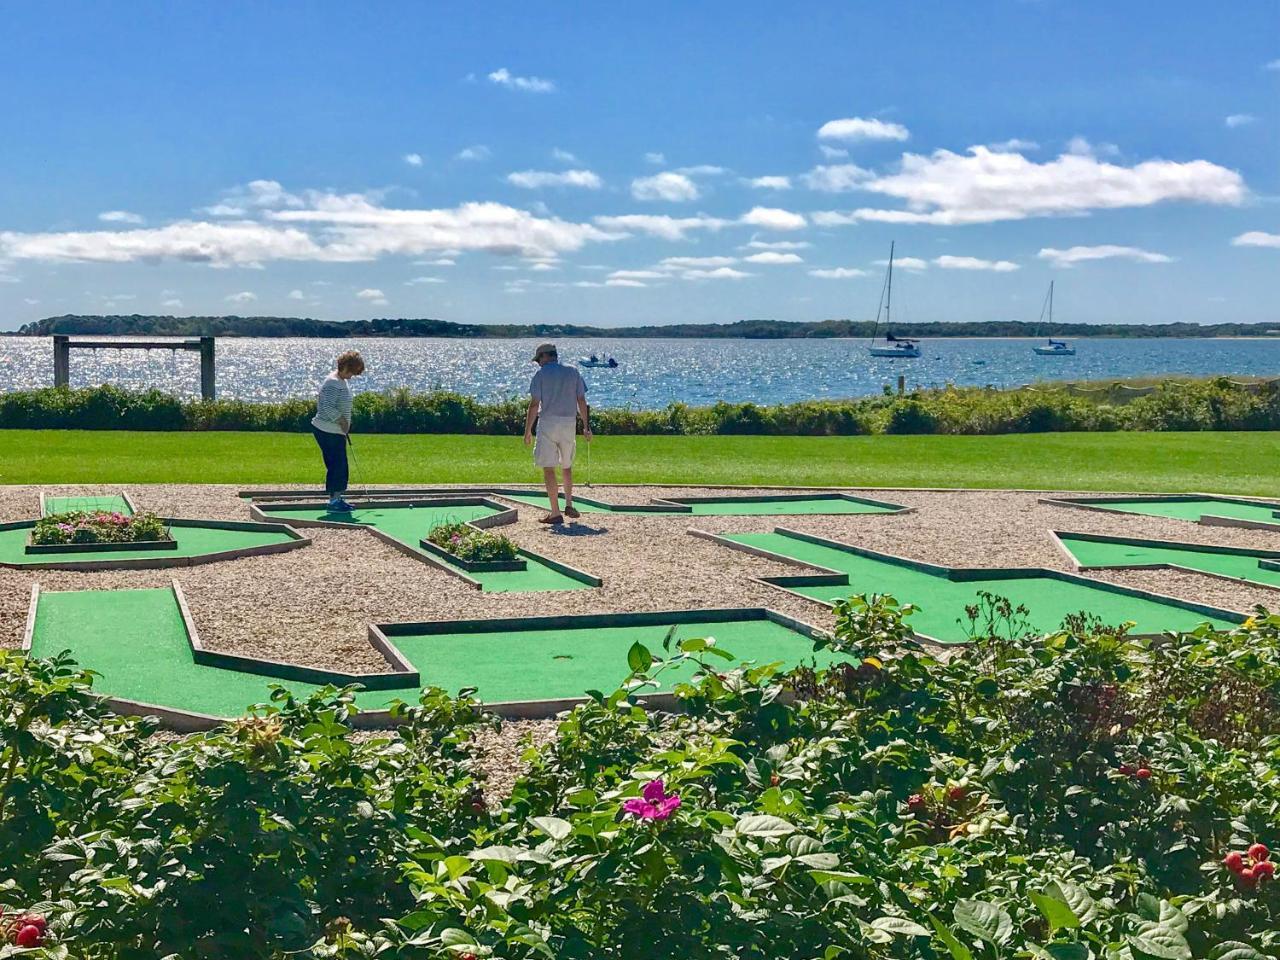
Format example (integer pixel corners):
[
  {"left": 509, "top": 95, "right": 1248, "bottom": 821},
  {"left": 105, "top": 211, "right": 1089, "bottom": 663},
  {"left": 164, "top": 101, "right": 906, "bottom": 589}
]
[{"left": 2, "top": 336, "right": 1278, "bottom": 410}]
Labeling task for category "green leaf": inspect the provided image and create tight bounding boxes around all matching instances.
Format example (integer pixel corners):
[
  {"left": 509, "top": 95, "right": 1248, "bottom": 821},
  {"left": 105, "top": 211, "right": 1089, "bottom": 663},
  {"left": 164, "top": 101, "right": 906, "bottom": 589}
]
[
  {"left": 530, "top": 816, "right": 572, "bottom": 840},
  {"left": 627, "top": 641, "right": 653, "bottom": 673},
  {"left": 1048, "top": 880, "right": 1098, "bottom": 925},
  {"left": 928, "top": 915, "right": 974, "bottom": 960},
  {"left": 871, "top": 916, "right": 930, "bottom": 937},
  {"left": 1209, "top": 942, "right": 1268, "bottom": 960},
  {"left": 1029, "top": 889, "right": 1080, "bottom": 934},
  {"left": 1128, "top": 923, "right": 1192, "bottom": 960},
  {"left": 440, "top": 929, "right": 478, "bottom": 946},
  {"left": 735, "top": 814, "right": 796, "bottom": 838},
  {"left": 953, "top": 900, "right": 1013, "bottom": 946},
  {"left": 467, "top": 844, "right": 550, "bottom": 865}
]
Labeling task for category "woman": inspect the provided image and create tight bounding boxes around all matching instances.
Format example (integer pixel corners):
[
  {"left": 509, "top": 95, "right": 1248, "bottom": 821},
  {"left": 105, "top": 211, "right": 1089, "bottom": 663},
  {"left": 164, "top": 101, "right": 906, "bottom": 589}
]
[{"left": 312, "top": 350, "right": 365, "bottom": 512}]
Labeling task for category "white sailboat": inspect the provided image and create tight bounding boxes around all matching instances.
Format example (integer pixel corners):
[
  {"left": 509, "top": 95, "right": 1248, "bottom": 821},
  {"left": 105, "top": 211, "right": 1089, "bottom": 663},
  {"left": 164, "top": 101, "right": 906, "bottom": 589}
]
[
  {"left": 1032, "top": 281, "right": 1075, "bottom": 356},
  {"left": 868, "top": 242, "right": 921, "bottom": 358}
]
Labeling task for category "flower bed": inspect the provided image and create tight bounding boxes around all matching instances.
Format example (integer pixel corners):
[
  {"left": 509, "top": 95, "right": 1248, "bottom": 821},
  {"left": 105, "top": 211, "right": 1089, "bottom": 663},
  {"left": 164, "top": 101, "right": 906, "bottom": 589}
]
[
  {"left": 420, "top": 521, "right": 525, "bottom": 572},
  {"left": 25, "top": 510, "right": 175, "bottom": 554}
]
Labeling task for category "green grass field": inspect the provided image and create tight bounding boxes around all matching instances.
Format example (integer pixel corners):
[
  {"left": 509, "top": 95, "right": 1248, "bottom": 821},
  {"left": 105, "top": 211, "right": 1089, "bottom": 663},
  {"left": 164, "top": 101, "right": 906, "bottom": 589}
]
[{"left": 2, "top": 429, "right": 1278, "bottom": 494}]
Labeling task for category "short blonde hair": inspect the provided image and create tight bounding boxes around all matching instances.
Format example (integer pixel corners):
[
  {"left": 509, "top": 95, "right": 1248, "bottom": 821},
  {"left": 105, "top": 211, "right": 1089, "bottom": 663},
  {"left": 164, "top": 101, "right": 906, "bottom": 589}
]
[{"left": 336, "top": 350, "right": 365, "bottom": 376}]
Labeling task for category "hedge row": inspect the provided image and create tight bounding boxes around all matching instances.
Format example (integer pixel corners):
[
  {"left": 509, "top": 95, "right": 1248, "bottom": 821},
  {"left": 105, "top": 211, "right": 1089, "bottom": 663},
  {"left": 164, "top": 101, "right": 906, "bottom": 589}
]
[{"left": 1, "top": 378, "right": 1278, "bottom": 435}]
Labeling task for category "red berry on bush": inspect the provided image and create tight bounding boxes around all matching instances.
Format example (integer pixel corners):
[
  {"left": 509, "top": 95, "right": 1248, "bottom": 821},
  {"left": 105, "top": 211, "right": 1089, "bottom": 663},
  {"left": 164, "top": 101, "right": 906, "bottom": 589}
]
[
  {"left": 1255, "top": 859, "right": 1276, "bottom": 878},
  {"left": 1117, "top": 764, "right": 1135, "bottom": 776},
  {"left": 1135, "top": 768, "right": 1152, "bottom": 780},
  {"left": 1249, "top": 842, "right": 1270, "bottom": 863},
  {"left": 907, "top": 793, "right": 926, "bottom": 811},
  {"left": 1224, "top": 851, "right": 1245, "bottom": 873},
  {"left": 949, "top": 787, "right": 967, "bottom": 803},
  {"left": 1239, "top": 867, "right": 1259, "bottom": 889},
  {"left": 769, "top": 772, "right": 780, "bottom": 787},
  {"left": 15, "top": 924, "right": 41, "bottom": 948}
]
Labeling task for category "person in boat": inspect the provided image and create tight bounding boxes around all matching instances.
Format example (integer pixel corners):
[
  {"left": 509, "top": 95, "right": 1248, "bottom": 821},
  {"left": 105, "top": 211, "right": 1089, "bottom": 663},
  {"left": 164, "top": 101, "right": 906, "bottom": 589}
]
[
  {"left": 311, "top": 349, "right": 365, "bottom": 513},
  {"left": 607, "top": 356, "right": 618, "bottom": 368},
  {"left": 524, "top": 343, "right": 592, "bottom": 524}
]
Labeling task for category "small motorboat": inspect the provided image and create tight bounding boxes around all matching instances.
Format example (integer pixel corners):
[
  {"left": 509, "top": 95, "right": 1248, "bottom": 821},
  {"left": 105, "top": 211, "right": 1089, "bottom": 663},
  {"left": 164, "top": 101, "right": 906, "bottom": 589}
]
[
  {"left": 868, "top": 335, "right": 922, "bottom": 359},
  {"left": 579, "top": 354, "right": 619, "bottom": 368}
]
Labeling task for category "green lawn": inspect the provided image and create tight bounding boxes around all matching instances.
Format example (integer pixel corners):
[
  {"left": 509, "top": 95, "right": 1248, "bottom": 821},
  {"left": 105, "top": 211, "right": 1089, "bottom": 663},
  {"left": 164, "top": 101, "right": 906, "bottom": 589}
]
[{"left": 2, "top": 429, "right": 1278, "bottom": 494}]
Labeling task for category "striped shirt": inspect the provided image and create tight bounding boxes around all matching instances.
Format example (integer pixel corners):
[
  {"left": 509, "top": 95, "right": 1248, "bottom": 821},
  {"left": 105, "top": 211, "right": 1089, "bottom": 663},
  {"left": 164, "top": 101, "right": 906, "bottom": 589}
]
[{"left": 312, "top": 373, "right": 352, "bottom": 434}]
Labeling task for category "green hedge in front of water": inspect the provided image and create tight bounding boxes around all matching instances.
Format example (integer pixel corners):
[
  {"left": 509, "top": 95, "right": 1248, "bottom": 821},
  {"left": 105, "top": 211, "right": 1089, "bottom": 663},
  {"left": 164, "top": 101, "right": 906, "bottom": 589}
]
[{"left": 2, "top": 378, "right": 1279, "bottom": 435}]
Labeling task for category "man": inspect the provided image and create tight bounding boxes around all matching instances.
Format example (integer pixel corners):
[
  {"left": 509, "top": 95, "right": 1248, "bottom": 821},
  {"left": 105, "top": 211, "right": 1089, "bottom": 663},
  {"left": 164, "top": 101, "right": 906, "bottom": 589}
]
[{"left": 524, "top": 343, "right": 592, "bottom": 524}]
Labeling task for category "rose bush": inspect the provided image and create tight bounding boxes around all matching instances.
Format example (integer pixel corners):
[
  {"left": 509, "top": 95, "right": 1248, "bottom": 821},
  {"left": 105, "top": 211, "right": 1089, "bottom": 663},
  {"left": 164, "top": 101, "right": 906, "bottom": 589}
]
[{"left": 0, "top": 597, "right": 1278, "bottom": 957}]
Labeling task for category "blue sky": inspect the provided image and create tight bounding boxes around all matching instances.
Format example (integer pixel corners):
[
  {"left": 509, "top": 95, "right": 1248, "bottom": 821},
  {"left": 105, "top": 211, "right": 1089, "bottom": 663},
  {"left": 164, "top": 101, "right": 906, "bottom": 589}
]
[{"left": 0, "top": 1, "right": 1276, "bottom": 329}]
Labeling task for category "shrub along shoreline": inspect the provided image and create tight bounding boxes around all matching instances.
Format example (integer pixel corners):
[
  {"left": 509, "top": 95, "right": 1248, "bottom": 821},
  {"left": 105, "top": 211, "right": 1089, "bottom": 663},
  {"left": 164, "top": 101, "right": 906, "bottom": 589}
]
[{"left": 1, "top": 377, "right": 1278, "bottom": 435}]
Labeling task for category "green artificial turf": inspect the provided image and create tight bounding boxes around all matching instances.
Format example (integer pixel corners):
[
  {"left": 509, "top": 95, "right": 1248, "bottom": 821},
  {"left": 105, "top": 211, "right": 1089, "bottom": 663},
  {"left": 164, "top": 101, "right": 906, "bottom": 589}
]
[
  {"left": 31, "top": 588, "right": 835, "bottom": 714},
  {"left": 721, "top": 532, "right": 1236, "bottom": 642},
  {"left": 1074, "top": 497, "right": 1280, "bottom": 526},
  {"left": 1057, "top": 534, "right": 1280, "bottom": 589},
  {"left": 504, "top": 492, "right": 899, "bottom": 516},
  {"left": 0, "top": 521, "right": 294, "bottom": 566},
  {"left": 254, "top": 501, "right": 592, "bottom": 592},
  {"left": 3, "top": 430, "right": 1280, "bottom": 494},
  {"left": 42, "top": 494, "right": 133, "bottom": 517}
]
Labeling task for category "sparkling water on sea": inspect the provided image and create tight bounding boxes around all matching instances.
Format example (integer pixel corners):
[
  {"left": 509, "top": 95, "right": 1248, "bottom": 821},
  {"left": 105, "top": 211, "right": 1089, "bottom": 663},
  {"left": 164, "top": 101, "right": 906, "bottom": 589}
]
[{"left": 2, "top": 336, "right": 1279, "bottom": 410}]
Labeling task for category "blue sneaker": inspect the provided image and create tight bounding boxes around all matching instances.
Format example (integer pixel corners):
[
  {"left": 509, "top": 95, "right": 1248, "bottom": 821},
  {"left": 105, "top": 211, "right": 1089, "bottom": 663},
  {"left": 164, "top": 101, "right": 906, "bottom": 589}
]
[{"left": 328, "top": 498, "right": 354, "bottom": 513}]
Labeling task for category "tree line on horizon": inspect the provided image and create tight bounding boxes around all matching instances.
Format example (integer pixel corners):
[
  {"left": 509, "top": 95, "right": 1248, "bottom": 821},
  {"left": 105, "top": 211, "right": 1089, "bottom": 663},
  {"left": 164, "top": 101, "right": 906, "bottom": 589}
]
[{"left": 13, "top": 313, "right": 1280, "bottom": 339}]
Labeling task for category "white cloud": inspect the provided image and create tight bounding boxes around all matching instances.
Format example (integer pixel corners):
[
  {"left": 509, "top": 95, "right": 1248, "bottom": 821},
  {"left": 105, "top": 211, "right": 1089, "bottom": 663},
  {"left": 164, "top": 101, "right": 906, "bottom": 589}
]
[
  {"left": 1225, "top": 114, "right": 1257, "bottom": 128},
  {"left": 456, "top": 144, "right": 491, "bottom": 161},
  {"left": 809, "top": 267, "right": 869, "bottom": 279},
  {"left": 573, "top": 280, "right": 604, "bottom": 288},
  {"left": 817, "top": 117, "right": 909, "bottom": 142},
  {"left": 933, "top": 254, "right": 1019, "bottom": 271},
  {"left": 406, "top": 276, "right": 447, "bottom": 284},
  {"left": 800, "top": 163, "right": 872, "bottom": 192},
  {"left": 487, "top": 67, "right": 555, "bottom": 93},
  {"left": 357, "top": 287, "right": 389, "bottom": 305},
  {"left": 162, "top": 298, "right": 183, "bottom": 308},
  {"left": 288, "top": 289, "right": 304, "bottom": 299},
  {"left": 99, "top": 210, "right": 144, "bottom": 224},
  {"left": 744, "top": 251, "right": 803, "bottom": 264},
  {"left": 875, "top": 256, "right": 928, "bottom": 271},
  {"left": 987, "top": 138, "right": 1039, "bottom": 152},
  {"left": 747, "top": 175, "right": 791, "bottom": 190},
  {"left": 1066, "top": 136, "right": 1119, "bottom": 157},
  {"left": 834, "top": 146, "right": 1245, "bottom": 225},
  {"left": 608, "top": 269, "right": 666, "bottom": 280},
  {"left": 818, "top": 144, "right": 849, "bottom": 159},
  {"left": 403, "top": 152, "right": 423, "bottom": 166},
  {"left": 739, "top": 206, "right": 806, "bottom": 230},
  {"left": 551, "top": 148, "right": 579, "bottom": 164},
  {"left": 1037, "top": 245, "right": 1173, "bottom": 267},
  {"left": 675, "top": 164, "right": 727, "bottom": 176},
  {"left": 527, "top": 260, "right": 560, "bottom": 271},
  {"left": 659, "top": 256, "right": 737, "bottom": 269},
  {"left": 606, "top": 277, "right": 647, "bottom": 287},
  {"left": 644, "top": 151, "right": 666, "bottom": 165},
  {"left": 1266, "top": 59, "right": 1280, "bottom": 71},
  {"left": 681, "top": 266, "right": 752, "bottom": 280},
  {"left": 225, "top": 291, "right": 257, "bottom": 304},
  {"left": 507, "top": 168, "right": 603, "bottom": 189},
  {"left": 631, "top": 172, "right": 700, "bottom": 202},
  {"left": 744, "top": 239, "right": 810, "bottom": 250},
  {"left": 594, "top": 214, "right": 728, "bottom": 240},
  {"left": 1232, "top": 231, "right": 1280, "bottom": 248}
]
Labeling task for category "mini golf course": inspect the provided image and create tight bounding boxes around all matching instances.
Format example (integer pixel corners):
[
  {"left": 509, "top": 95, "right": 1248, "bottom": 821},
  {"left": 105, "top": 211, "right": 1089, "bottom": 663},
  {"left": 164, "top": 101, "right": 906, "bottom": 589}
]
[
  {"left": 1042, "top": 494, "right": 1280, "bottom": 531},
  {"left": 251, "top": 498, "right": 599, "bottom": 592},
  {"left": 702, "top": 529, "right": 1238, "bottom": 643},
  {"left": 1056, "top": 531, "right": 1280, "bottom": 589},
  {"left": 26, "top": 584, "right": 836, "bottom": 722}
]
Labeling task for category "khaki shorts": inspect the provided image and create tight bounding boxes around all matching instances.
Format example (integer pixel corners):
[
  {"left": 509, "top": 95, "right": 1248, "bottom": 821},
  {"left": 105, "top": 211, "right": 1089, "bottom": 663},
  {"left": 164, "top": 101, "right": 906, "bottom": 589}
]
[{"left": 534, "top": 416, "right": 577, "bottom": 468}]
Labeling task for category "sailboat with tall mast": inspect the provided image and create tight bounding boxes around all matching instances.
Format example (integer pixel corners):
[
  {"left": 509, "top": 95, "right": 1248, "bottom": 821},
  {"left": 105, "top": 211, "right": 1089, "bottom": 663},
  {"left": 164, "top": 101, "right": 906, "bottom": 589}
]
[
  {"left": 868, "top": 241, "right": 921, "bottom": 358},
  {"left": 1032, "top": 281, "right": 1075, "bottom": 356}
]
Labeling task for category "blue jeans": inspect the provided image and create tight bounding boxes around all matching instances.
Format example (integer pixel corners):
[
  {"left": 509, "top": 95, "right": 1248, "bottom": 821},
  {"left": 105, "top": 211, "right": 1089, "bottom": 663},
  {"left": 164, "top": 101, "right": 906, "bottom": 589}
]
[{"left": 312, "top": 428, "right": 348, "bottom": 497}]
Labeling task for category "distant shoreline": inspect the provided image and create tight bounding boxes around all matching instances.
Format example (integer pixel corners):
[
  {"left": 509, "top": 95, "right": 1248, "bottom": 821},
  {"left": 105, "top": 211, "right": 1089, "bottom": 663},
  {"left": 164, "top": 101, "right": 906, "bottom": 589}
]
[{"left": 11, "top": 315, "right": 1280, "bottom": 341}]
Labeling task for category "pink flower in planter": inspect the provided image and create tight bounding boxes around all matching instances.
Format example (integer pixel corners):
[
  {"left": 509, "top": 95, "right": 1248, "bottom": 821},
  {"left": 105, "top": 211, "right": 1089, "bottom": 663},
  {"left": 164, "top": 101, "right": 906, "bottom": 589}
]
[{"left": 623, "top": 779, "right": 681, "bottom": 821}]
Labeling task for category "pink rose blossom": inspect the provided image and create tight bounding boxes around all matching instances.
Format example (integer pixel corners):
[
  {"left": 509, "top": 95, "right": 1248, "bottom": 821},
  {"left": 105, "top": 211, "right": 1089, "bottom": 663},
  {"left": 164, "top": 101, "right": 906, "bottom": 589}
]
[{"left": 622, "top": 779, "right": 681, "bottom": 821}]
